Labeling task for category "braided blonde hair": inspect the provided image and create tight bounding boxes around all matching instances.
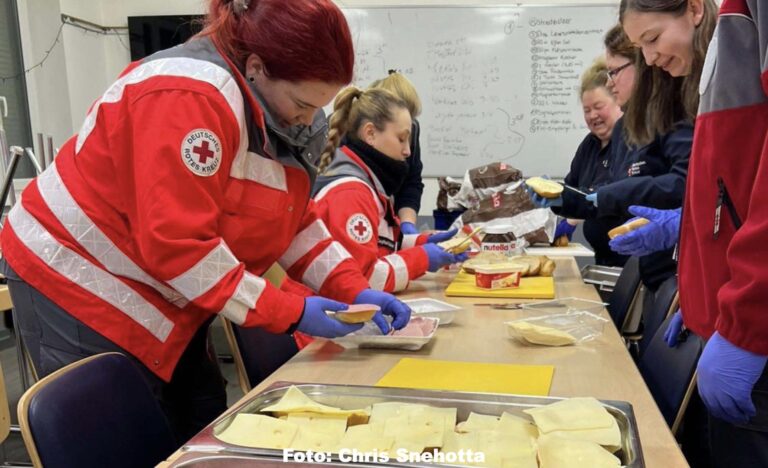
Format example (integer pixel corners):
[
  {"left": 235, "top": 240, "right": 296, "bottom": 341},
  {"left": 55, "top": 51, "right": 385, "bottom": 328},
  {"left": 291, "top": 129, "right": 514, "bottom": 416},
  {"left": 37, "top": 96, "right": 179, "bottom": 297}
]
[{"left": 317, "top": 86, "right": 408, "bottom": 174}]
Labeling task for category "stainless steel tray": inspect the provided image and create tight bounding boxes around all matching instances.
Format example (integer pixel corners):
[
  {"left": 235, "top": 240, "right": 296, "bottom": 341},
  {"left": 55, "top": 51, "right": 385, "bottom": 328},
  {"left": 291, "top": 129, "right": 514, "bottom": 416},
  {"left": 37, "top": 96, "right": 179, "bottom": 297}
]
[
  {"left": 581, "top": 264, "right": 623, "bottom": 292},
  {"left": 177, "top": 382, "right": 645, "bottom": 467}
]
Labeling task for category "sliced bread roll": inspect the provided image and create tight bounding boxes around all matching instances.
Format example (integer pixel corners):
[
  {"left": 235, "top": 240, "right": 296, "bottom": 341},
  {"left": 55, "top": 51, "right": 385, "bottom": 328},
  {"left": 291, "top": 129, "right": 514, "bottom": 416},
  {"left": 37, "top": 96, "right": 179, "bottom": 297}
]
[
  {"left": 525, "top": 177, "right": 564, "bottom": 199},
  {"left": 607, "top": 218, "right": 650, "bottom": 239}
]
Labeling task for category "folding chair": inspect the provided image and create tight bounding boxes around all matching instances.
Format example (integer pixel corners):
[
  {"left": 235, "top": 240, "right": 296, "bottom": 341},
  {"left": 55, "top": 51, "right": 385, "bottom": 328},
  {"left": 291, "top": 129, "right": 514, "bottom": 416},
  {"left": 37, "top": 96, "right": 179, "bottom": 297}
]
[
  {"left": 17, "top": 353, "right": 176, "bottom": 468},
  {"left": 605, "top": 256, "right": 643, "bottom": 332},
  {"left": 222, "top": 263, "right": 298, "bottom": 394},
  {"left": 634, "top": 275, "right": 679, "bottom": 359},
  {"left": 638, "top": 315, "right": 704, "bottom": 433}
]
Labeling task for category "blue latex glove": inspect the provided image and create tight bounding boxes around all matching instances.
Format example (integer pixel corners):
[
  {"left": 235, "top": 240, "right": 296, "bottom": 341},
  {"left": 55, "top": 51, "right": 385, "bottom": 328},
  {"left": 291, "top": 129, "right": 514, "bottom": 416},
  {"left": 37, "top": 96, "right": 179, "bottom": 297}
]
[
  {"left": 297, "top": 297, "right": 363, "bottom": 338},
  {"left": 585, "top": 192, "right": 598, "bottom": 207},
  {"left": 427, "top": 228, "right": 458, "bottom": 244},
  {"left": 355, "top": 289, "right": 412, "bottom": 334},
  {"left": 423, "top": 243, "right": 469, "bottom": 272},
  {"left": 527, "top": 188, "right": 563, "bottom": 208},
  {"left": 609, "top": 206, "right": 681, "bottom": 257},
  {"left": 663, "top": 310, "right": 685, "bottom": 348},
  {"left": 697, "top": 332, "right": 768, "bottom": 424},
  {"left": 554, "top": 219, "right": 577, "bottom": 240},
  {"left": 400, "top": 221, "right": 419, "bottom": 235}
]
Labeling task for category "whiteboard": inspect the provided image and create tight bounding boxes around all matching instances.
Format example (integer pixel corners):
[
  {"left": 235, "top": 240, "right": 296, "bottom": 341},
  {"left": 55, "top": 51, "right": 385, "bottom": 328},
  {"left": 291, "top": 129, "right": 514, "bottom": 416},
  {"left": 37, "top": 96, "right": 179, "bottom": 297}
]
[{"left": 342, "top": 5, "right": 619, "bottom": 177}]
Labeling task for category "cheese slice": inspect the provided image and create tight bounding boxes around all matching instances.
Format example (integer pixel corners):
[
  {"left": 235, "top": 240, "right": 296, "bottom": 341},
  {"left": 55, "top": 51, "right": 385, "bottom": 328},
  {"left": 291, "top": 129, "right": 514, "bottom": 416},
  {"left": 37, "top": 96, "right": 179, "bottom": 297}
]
[
  {"left": 286, "top": 412, "right": 348, "bottom": 439},
  {"left": 545, "top": 415, "right": 622, "bottom": 451},
  {"left": 523, "top": 397, "right": 615, "bottom": 433},
  {"left": 383, "top": 412, "right": 445, "bottom": 448},
  {"left": 455, "top": 412, "right": 500, "bottom": 433},
  {"left": 338, "top": 424, "right": 394, "bottom": 453},
  {"left": 507, "top": 321, "right": 577, "bottom": 346},
  {"left": 537, "top": 433, "right": 621, "bottom": 468},
  {"left": 216, "top": 413, "right": 298, "bottom": 449},
  {"left": 261, "top": 386, "right": 369, "bottom": 420},
  {"left": 498, "top": 412, "right": 539, "bottom": 441},
  {"left": 291, "top": 426, "right": 343, "bottom": 452}
]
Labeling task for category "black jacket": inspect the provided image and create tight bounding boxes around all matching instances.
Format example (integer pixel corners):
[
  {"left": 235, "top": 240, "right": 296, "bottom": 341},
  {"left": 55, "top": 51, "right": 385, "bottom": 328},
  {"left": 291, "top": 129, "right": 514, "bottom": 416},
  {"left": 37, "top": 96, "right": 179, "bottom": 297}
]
[
  {"left": 393, "top": 120, "right": 425, "bottom": 214},
  {"left": 606, "top": 118, "right": 692, "bottom": 289},
  {"left": 555, "top": 133, "right": 627, "bottom": 267}
]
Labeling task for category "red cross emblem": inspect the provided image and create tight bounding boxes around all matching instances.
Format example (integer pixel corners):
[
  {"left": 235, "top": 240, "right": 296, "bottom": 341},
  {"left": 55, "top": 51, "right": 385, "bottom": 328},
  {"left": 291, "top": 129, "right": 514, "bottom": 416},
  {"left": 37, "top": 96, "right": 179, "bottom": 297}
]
[
  {"left": 354, "top": 220, "right": 368, "bottom": 236},
  {"left": 347, "top": 214, "right": 373, "bottom": 243},
  {"left": 193, "top": 141, "right": 215, "bottom": 164}
]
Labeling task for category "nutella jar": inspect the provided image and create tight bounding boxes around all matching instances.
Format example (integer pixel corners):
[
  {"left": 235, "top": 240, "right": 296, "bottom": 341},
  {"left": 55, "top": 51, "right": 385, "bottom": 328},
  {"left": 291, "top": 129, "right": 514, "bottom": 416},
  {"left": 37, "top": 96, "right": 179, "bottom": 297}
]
[{"left": 481, "top": 226, "right": 521, "bottom": 256}]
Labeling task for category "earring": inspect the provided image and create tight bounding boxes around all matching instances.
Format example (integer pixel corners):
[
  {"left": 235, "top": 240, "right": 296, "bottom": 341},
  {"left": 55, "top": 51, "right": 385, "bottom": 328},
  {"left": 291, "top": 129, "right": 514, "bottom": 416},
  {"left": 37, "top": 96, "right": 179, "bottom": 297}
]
[{"left": 248, "top": 76, "right": 255, "bottom": 82}]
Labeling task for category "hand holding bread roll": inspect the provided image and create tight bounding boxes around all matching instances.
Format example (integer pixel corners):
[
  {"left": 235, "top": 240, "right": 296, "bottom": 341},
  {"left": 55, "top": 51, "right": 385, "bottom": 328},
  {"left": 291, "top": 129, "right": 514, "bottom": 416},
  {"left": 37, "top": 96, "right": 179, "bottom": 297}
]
[
  {"left": 607, "top": 218, "right": 650, "bottom": 239},
  {"left": 525, "top": 177, "right": 564, "bottom": 199}
]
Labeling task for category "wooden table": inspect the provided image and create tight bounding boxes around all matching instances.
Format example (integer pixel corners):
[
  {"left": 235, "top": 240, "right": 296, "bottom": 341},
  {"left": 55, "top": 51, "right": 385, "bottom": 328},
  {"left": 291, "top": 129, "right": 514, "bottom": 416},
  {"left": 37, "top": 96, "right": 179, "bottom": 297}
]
[{"left": 165, "top": 258, "right": 688, "bottom": 468}]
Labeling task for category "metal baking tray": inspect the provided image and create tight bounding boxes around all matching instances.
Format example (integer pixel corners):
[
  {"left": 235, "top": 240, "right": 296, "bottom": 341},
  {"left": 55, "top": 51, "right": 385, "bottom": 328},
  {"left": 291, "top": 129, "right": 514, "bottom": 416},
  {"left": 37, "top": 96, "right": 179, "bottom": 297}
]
[
  {"left": 176, "top": 382, "right": 645, "bottom": 467},
  {"left": 581, "top": 264, "right": 623, "bottom": 292}
]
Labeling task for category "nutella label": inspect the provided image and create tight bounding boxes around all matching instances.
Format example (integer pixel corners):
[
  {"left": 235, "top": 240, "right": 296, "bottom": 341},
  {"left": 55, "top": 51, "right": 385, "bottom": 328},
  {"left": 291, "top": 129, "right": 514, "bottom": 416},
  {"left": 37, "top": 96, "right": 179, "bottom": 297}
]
[{"left": 482, "top": 242, "right": 515, "bottom": 254}]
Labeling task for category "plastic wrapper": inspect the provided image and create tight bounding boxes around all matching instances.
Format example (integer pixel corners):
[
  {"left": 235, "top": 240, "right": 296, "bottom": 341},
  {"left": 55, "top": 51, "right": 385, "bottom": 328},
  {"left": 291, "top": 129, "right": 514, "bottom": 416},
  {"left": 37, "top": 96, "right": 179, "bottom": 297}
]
[
  {"left": 438, "top": 176, "right": 463, "bottom": 211},
  {"left": 506, "top": 312, "right": 609, "bottom": 346},
  {"left": 450, "top": 162, "right": 523, "bottom": 210}
]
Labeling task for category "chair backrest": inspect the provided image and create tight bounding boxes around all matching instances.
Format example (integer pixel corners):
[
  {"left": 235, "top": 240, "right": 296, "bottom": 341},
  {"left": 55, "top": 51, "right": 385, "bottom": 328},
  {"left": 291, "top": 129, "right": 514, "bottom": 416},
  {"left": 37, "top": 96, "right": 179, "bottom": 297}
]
[
  {"left": 18, "top": 352, "right": 176, "bottom": 468},
  {"left": 606, "top": 256, "right": 642, "bottom": 329},
  {"left": 638, "top": 315, "right": 704, "bottom": 431},
  {"left": 222, "top": 262, "right": 298, "bottom": 394},
  {"left": 223, "top": 319, "right": 299, "bottom": 394},
  {"left": 637, "top": 275, "right": 679, "bottom": 358}
]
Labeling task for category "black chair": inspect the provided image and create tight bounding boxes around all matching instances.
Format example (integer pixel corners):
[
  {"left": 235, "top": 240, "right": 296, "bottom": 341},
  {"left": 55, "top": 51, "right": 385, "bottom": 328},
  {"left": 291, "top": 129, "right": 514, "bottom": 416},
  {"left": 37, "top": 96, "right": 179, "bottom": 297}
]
[
  {"left": 606, "top": 256, "right": 642, "bottom": 331},
  {"left": 636, "top": 275, "right": 679, "bottom": 358},
  {"left": 18, "top": 352, "right": 176, "bottom": 468},
  {"left": 638, "top": 315, "right": 704, "bottom": 433},
  {"left": 223, "top": 319, "right": 299, "bottom": 394}
]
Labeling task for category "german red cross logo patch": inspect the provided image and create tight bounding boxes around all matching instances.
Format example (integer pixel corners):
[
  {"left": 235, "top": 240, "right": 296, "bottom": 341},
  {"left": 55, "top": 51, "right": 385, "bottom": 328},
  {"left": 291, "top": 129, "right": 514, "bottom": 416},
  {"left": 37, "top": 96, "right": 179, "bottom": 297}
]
[
  {"left": 346, "top": 213, "right": 373, "bottom": 244},
  {"left": 181, "top": 129, "right": 222, "bottom": 177}
]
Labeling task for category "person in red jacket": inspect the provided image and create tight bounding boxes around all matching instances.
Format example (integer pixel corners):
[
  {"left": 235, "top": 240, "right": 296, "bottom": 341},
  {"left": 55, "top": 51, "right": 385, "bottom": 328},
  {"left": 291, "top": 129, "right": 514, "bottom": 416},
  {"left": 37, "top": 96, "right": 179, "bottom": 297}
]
[
  {"left": 617, "top": 0, "right": 767, "bottom": 465},
  {"left": 0, "top": 0, "right": 410, "bottom": 443},
  {"left": 312, "top": 87, "right": 468, "bottom": 293}
]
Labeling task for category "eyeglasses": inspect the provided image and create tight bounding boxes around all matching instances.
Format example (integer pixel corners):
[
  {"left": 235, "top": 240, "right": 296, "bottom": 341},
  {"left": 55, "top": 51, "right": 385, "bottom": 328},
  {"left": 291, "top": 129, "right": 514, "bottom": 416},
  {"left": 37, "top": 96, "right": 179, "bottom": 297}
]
[{"left": 607, "top": 62, "right": 633, "bottom": 81}]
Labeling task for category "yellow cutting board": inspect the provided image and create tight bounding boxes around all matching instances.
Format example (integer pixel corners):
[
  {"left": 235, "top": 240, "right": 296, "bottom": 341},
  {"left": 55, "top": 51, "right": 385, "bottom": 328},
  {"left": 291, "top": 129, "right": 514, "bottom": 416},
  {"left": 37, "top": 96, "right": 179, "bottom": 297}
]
[
  {"left": 445, "top": 271, "right": 555, "bottom": 299},
  {"left": 376, "top": 358, "right": 554, "bottom": 396}
]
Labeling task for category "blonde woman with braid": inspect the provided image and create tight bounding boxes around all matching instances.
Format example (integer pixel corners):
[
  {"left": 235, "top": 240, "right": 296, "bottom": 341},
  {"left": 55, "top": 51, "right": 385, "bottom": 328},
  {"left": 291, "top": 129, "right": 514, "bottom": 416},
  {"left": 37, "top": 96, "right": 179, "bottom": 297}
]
[{"left": 308, "top": 87, "right": 466, "bottom": 294}]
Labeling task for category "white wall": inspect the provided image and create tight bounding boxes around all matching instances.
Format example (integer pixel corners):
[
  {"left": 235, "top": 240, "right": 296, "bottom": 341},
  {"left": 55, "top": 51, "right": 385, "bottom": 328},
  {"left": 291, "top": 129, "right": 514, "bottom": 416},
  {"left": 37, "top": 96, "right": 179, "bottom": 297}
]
[{"left": 16, "top": 0, "right": 618, "bottom": 218}]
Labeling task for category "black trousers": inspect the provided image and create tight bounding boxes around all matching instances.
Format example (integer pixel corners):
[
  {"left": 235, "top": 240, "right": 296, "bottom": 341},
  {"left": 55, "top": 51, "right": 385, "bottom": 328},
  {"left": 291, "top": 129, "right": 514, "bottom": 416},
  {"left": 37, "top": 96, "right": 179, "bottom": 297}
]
[
  {"left": 708, "top": 366, "right": 768, "bottom": 468},
  {"left": 2, "top": 261, "right": 227, "bottom": 445}
]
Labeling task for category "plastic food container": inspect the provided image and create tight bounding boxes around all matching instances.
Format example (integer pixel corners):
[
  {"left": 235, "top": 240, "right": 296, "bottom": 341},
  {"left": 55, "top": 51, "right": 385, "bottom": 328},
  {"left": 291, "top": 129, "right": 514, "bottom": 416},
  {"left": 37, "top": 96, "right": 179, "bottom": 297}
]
[
  {"left": 331, "top": 316, "right": 439, "bottom": 350},
  {"left": 474, "top": 264, "right": 524, "bottom": 289},
  {"left": 402, "top": 298, "right": 461, "bottom": 325}
]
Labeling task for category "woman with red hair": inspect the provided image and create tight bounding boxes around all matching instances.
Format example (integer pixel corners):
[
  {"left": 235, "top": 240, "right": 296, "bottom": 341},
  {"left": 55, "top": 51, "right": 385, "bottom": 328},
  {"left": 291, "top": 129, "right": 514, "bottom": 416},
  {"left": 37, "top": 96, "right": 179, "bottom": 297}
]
[{"left": 0, "top": 0, "right": 410, "bottom": 445}]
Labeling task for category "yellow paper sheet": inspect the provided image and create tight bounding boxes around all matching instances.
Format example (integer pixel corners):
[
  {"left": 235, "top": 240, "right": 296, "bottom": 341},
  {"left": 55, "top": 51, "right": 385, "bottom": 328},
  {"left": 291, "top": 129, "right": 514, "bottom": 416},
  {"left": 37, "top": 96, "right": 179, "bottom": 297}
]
[{"left": 376, "top": 358, "right": 554, "bottom": 396}]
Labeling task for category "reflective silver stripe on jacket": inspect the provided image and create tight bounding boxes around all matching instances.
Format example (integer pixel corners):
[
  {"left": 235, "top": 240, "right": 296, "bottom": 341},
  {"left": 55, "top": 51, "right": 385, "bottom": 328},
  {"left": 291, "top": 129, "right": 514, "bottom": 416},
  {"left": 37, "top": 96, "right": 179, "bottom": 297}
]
[
  {"left": 36, "top": 163, "right": 187, "bottom": 307},
  {"left": 230, "top": 151, "right": 288, "bottom": 191},
  {"left": 8, "top": 201, "right": 174, "bottom": 342},
  {"left": 383, "top": 253, "right": 408, "bottom": 291},
  {"left": 302, "top": 241, "right": 352, "bottom": 292},
  {"left": 220, "top": 271, "right": 267, "bottom": 325},
  {"left": 369, "top": 260, "right": 390, "bottom": 291},
  {"left": 279, "top": 219, "right": 332, "bottom": 271},
  {"left": 168, "top": 241, "right": 240, "bottom": 301},
  {"left": 76, "top": 57, "right": 245, "bottom": 154}
]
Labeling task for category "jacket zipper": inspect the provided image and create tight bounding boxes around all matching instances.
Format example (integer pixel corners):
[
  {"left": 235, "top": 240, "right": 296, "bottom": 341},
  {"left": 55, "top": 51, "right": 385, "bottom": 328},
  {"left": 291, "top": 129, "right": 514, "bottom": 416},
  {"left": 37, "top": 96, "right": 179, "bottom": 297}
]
[{"left": 713, "top": 177, "right": 742, "bottom": 239}]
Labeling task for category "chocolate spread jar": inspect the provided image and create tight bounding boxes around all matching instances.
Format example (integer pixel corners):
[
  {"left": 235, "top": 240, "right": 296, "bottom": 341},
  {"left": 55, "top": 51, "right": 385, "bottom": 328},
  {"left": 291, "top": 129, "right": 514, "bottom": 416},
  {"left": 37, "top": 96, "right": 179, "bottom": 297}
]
[{"left": 481, "top": 226, "right": 520, "bottom": 256}]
